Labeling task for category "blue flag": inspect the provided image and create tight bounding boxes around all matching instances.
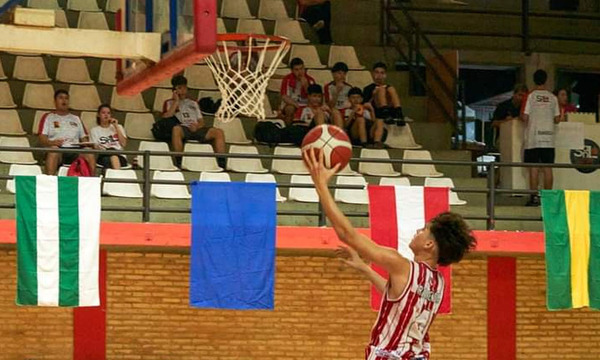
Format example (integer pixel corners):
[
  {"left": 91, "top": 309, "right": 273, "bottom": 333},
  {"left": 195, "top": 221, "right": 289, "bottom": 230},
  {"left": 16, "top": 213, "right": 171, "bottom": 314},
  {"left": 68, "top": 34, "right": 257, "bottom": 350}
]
[{"left": 190, "top": 181, "right": 276, "bottom": 310}]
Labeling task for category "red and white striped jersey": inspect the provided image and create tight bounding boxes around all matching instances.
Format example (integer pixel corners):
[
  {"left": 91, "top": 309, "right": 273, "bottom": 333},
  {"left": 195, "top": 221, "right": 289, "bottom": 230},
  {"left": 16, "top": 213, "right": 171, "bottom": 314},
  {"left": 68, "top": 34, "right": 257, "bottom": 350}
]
[{"left": 366, "top": 261, "right": 445, "bottom": 360}]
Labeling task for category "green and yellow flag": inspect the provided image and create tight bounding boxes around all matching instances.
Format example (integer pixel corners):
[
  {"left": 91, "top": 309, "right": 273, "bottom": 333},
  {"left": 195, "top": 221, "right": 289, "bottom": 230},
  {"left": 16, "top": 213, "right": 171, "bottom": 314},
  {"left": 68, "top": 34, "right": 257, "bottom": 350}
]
[{"left": 541, "top": 190, "right": 600, "bottom": 310}]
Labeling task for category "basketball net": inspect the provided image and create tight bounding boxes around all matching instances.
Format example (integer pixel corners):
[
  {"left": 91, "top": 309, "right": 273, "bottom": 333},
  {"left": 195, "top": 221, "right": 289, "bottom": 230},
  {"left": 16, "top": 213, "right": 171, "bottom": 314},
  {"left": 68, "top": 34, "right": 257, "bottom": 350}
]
[{"left": 205, "top": 34, "right": 290, "bottom": 123}]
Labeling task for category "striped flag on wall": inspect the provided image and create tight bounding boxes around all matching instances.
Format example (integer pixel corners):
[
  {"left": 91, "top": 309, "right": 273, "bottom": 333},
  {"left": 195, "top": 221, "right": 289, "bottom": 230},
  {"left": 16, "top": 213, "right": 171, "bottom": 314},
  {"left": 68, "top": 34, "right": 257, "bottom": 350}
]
[
  {"left": 15, "top": 175, "right": 101, "bottom": 307},
  {"left": 368, "top": 185, "right": 452, "bottom": 313},
  {"left": 541, "top": 190, "right": 600, "bottom": 310}
]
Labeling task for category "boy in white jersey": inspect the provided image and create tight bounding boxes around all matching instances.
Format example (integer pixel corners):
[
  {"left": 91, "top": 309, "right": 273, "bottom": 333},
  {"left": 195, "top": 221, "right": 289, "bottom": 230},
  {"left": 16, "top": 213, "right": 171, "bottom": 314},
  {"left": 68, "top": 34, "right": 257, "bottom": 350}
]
[
  {"left": 521, "top": 69, "right": 561, "bottom": 206},
  {"left": 343, "top": 87, "right": 386, "bottom": 148},
  {"left": 38, "top": 89, "right": 96, "bottom": 175},
  {"left": 303, "top": 148, "right": 476, "bottom": 360},
  {"left": 163, "top": 75, "right": 226, "bottom": 168},
  {"left": 324, "top": 62, "right": 352, "bottom": 110}
]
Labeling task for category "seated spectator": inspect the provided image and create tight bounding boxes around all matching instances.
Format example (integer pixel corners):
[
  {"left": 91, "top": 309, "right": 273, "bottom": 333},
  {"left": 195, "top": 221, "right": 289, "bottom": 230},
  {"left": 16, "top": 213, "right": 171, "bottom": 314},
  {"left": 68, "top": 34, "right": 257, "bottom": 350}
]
[
  {"left": 492, "top": 84, "right": 528, "bottom": 128},
  {"left": 162, "top": 75, "right": 226, "bottom": 168},
  {"left": 298, "top": 0, "right": 333, "bottom": 44},
  {"left": 280, "top": 57, "right": 315, "bottom": 126},
  {"left": 286, "top": 84, "right": 343, "bottom": 145},
  {"left": 363, "top": 62, "right": 406, "bottom": 126},
  {"left": 343, "top": 87, "right": 386, "bottom": 148},
  {"left": 38, "top": 89, "right": 96, "bottom": 175},
  {"left": 555, "top": 88, "right": 578, "bottom": 122},
  {"left": 297, "top": 84, "right": 344, "bottom": 128},
  {"left": 324, "top": 62, "right": 351, "bottom": 110},
  {"left": 90, "top": 104, "right": 128, "bottom": 170}
]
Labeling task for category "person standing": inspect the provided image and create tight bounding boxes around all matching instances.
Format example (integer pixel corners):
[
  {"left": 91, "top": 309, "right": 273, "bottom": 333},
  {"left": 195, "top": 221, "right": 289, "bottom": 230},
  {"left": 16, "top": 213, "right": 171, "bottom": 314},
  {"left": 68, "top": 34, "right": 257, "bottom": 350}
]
[{"left": 521, "top": 70, "right": 562, "bottom": 206}]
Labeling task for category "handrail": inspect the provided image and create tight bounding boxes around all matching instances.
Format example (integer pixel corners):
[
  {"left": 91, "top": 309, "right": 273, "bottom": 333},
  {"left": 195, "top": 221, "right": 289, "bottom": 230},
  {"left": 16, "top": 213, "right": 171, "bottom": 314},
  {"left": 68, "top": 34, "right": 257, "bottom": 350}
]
[
  {"left": 381, "top": 0, "right": 462, "bottom": 147},
  {"left": 2, "top": 145, "right": 600, "bottom": 229}
]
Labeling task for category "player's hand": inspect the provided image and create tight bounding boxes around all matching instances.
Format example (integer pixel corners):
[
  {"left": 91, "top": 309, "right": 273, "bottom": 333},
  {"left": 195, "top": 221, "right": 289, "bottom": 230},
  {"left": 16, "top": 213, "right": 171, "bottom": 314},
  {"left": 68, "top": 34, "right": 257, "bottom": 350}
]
[
  {"left": 53, "top": 139, "right": 65, "bottom": 147},
  {"left": 303, "top": 147, "right": 340, "bottom": 187},
  {"left": 335, "top": 246, "right": 368, "bottom": 270},
  {"left": 109, "top": 118, "right": 118, "bottom": 125},
  {"left": 187, "top": 123, "right": 198, "bottom": 132},
  {"left": 172, "top": 90, "right": 180, "bottom": 101}
]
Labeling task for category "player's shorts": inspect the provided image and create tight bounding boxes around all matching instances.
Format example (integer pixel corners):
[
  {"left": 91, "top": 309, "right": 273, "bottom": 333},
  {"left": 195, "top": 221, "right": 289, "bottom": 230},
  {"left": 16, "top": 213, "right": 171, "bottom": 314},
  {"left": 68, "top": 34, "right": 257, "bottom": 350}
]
[
  {"left": 182, "top": 126, "right": 211, "bottom": 143},
  {"left": 523, "top": 147, "right": 555, "bottom": 164}
]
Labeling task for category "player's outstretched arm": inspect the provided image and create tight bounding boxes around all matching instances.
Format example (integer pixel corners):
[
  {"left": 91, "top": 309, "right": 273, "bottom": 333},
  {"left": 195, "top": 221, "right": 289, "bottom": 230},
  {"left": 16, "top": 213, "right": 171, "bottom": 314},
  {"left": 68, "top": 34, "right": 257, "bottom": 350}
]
[
  {"left": 336, "top": 246, "right": 387, "bottom": 293},
  {"left": 303, "top": 148, "right": 410, "bottom": 278}
]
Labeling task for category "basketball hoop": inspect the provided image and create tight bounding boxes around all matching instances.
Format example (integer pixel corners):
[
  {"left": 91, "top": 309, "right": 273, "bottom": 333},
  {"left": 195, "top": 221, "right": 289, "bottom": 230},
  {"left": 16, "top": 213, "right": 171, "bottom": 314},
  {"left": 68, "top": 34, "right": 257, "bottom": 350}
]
[{"left": 204, "top": 33, "right": 291, "bottom": 123}]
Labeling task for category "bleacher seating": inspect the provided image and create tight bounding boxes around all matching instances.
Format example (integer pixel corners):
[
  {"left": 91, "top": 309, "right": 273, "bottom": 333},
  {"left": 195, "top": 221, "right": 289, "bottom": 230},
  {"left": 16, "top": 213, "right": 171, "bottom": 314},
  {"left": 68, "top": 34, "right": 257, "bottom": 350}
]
[
  {"left": 69, "top": 85, "right": 102, "bottom": 111},
  {"left": 379, "top": 177, "right": 411, "bottom": 186},
  {"left": 98, "top": 60, "right": 116, "bottom": 85},
  {"left": 328, "top": 46, "right": 365, "bottom": 70},
  {"left": 200, "top": 172, "right": 231, "bottom": 182},
  {"left": 110, "top": 88, "right": 149, "bottom": 112},
  {"left": 22, "top": 83, "right": 54, "bottom": 110},
  {"left": 425, "top": 177, "right": 467, "bottom": 206},
  {"left": 0, "top": 60, "right": 6, "bottom": 80},
  {"left": 288, "top": 175, "right": 318, "bottom": 203},
  {"left": 56, "top": 58, "right": 93, "bottom": 84},
  {"left": 402, "top": 150, "right": 443, "bottom": 177},
  {"left": 258, "top": 0, "right": 290, "bottom": 20},
  {"left": 124, "top": 113, "right": 155, "bottom": 140},
  {"left": 55, "top": 10, "right": 69, "bottom": 28},
  {"left": 13, "top": 56, "right": 51, "bottom": 82},
  {"left": 67, "top": 0, "right": 100, "bottom": 12},
  {"left": 274, "top": 20, "right": 309, "bottom": 43},
  {"left": 385, "top": 124, "right": 422, "bottom": 149},
  {"left": 103, "top": 169, "right": 143, "bottom": 198},
  {"left": 151, "top": 171, "right": 191, "bottom": 199},
  {"left": 181, "top": 143, "right": 224, "bottom": 173},
  {"left": 347, "top": 71, "right": 372, "bottom": 90},
  {"left": 334, "top": 176, "right": 369, "bottom": 204},
  {"left": 183, "top": 65, "right": 218, "bottom": 90},
  {"left": 28, "top": 0, "right": 60, "bottom": 10},
  {"left": 153, "top": 89, "right": 172, "bottom": 113},
  {"left": 80, "top": 111, "right": 97, "bottom": 132},
  {"left": 289, "top": 45, "right": 326, "bottom": 69},
  {"left": 358, "top": 149, "right": 400, "bottom": 177},
  {"left": 213, "top": 118, "right": 251, "bottom": 144},
  {"left": 271, "top": 146, "right": 308, "bottom": 175},
  {"left": 236, "top": 19, "right": 266, "bottom": 35},
  {"left": 226, "top": 145, "right": 268, "bottom": 173},
  {"left": 137, "top": 141, "right": 178, "bottom": 171},
  {"left": 0, "top": 137, "right": 37, "bottom": 164},
  {"left": 0, "top": 110, "right": 26, "bottom": 135},
  {"left": 220, "top": 0, "right": 254, "bottom": 19},
  {"left": 77, "top": 11, "right": 109, "bottom": 30}
]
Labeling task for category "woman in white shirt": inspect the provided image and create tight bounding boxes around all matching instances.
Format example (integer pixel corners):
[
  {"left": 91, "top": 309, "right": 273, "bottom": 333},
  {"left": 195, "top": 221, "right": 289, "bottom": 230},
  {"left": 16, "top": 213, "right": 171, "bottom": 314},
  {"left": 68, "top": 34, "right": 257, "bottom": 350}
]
[{"left": 90, "top": 104, "right": 128, "bottom": 169}]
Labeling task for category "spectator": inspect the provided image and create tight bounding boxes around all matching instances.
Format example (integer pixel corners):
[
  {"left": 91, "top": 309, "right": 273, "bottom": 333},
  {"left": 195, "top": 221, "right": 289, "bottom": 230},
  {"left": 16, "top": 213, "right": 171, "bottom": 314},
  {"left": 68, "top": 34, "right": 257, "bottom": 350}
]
[
  {"left": 38, "top": 89, "right": 96, "bottom": 175},
  {"left": 162, "top": 75, "right": 226, "bottom": 168},
  {"left": 492, "top": 84, "right": 528, "bottom": 128},
  {"left": 298, "top": 0, "right": 333, "bottom": 44},
  {"left": 363, "top": 62, "right": 406, "bottom": 126},
  {"left": 280, "top": 57, "right": 315, "bottom": 126},
  {"left": 324, "top": 62, "right": 351, "bottom": 111},
  {"left": 286, "top": 84, "right": 344, "bottom": 145},
  {"left": 521, "top": 70, "right": 561, "bottom": 207},
  {"left": 555, "top": 88, "right": 577, "bottom": 122},
  {"left": 343, "top": 87, "right": 386, "bottom": 148},
  {"left": 90, "top": 104, "right": 128, "bottom": 170}
]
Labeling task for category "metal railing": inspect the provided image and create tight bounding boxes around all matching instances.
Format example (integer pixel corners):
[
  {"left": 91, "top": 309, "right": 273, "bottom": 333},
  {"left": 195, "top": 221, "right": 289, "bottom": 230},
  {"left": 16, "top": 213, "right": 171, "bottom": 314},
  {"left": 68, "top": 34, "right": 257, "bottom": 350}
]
[
  {"left": 2, "top": 146, "right": 600, "bottom": 230},
  {"left": 380, "top": 0, "right": 466, "bottom": 149}
]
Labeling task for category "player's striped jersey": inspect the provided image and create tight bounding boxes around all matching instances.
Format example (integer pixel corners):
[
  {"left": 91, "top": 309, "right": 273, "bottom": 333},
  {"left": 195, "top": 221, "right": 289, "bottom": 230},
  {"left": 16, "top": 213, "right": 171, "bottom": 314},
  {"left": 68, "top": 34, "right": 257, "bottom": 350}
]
[{"left": 366, "top": 261, "right": 444, "bottom": 360}]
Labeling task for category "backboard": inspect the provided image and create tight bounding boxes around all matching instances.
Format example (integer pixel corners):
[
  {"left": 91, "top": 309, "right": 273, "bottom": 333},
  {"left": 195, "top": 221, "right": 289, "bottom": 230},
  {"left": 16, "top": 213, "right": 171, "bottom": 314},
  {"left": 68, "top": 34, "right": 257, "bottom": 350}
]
[{"left": 116, "top": 0, "right": 217, "bottom": 96}]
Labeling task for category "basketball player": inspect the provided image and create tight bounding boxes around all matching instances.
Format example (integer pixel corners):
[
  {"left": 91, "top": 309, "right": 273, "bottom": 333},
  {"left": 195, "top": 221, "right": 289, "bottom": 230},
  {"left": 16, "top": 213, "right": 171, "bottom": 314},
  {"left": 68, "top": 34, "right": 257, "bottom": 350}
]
[{"left": 303, "top": 148, "right": 476, "bottom": 360}]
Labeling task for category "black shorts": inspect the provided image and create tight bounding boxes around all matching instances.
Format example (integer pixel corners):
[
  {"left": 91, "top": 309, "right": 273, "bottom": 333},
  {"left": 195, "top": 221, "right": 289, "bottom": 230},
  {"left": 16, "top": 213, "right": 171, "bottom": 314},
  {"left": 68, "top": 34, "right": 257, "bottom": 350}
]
[
  {"left": 347, "top": 120, "right": 389, "bottom": 145},
  {"left": 523, "top": 148, "right": 555, "bottom": 164},
  {"left": 182, "top": 126, "right": 211, "bottom": 142},
  {"left": 58, "top": 152, "right": 79, "bottom": 165},
  {"left": 97, "top": 154, "right": 128, "bottom": 168}
]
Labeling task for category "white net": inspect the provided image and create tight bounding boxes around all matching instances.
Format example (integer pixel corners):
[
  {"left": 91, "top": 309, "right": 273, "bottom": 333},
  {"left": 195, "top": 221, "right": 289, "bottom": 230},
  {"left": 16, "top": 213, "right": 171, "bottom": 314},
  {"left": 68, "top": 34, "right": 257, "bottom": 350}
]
[{"left": 204, "top": 34, "right": 290, "bottom": 123}]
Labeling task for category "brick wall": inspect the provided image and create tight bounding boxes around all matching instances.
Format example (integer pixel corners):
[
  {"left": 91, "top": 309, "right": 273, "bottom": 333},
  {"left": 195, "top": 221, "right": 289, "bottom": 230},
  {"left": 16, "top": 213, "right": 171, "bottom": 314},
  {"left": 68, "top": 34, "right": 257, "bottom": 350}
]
[
  {"left": 516, "top": 258, "right": 600, "bottom": 359},
  {"left": 0, "top": 250, "right": 73, "bottom": 360},
  {"left": 1, "top": 250, "right": 600, "bottom": 359}
]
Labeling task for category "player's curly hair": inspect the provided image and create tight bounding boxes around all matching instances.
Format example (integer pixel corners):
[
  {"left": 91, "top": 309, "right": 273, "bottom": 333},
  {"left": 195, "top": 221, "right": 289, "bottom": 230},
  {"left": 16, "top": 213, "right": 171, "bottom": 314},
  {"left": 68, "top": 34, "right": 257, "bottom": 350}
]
[{"left": 429, "top": 212, "right": 476, "bottom": 266}]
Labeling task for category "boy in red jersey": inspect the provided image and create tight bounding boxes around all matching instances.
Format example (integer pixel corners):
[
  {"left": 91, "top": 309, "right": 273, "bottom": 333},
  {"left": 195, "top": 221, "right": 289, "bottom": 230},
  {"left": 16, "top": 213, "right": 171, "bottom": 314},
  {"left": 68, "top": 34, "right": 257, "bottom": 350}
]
[{"left": 303, "top": 148, "right": 476, "bottom": 360}]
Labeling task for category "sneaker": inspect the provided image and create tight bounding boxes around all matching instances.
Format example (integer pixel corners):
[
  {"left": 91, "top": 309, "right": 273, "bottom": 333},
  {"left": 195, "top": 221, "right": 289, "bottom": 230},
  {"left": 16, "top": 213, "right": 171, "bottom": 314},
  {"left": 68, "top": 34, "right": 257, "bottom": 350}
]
[
  {"left": 384, "top": 116, "right": 396, "bottom": 125},
  {"left": 395, "top": 118, "right": 406, "bottom": 127},
  {"left": 525, "top": 195, "right": 540, "bottom": 207},
  {"left": 373, "top": 141, "right": 384, "bottom": 149},
  {"left": 313, "top": 20, "right": 325, "bottom": 31}
]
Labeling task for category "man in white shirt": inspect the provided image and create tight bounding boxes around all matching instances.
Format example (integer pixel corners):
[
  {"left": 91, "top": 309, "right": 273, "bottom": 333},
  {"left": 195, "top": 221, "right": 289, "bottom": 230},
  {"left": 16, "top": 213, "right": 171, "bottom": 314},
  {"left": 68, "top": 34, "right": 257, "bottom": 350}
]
[
  {"left": 38, "top": 89, "right": 96, "bottom": 175},
  {"left": 521, "top": 69, "right": 562, "bottom": 206},
  {"left": 162, "top": 75, "right": 226, "bottom": 168}
]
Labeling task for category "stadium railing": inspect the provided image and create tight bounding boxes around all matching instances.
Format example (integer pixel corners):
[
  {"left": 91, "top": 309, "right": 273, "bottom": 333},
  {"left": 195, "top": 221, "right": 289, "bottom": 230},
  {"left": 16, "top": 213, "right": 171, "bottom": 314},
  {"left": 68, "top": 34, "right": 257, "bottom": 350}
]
[{"left": 1, "top": 146, "right": 599, "bottom": 230}]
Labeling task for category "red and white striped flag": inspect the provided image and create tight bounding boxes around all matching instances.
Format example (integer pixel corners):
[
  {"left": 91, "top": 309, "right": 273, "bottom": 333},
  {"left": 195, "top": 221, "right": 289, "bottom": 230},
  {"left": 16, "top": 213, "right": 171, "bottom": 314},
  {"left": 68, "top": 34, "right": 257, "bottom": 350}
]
[{"left": 368, "top": 185, "right": 452, "bottom": 314}]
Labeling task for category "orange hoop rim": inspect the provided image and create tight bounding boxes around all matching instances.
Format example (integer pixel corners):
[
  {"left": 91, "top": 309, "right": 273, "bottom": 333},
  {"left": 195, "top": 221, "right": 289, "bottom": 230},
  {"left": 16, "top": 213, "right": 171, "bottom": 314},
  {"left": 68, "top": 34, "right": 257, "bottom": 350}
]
[{"left": 214, "top": 33, "right": 291, "bottom": 52}]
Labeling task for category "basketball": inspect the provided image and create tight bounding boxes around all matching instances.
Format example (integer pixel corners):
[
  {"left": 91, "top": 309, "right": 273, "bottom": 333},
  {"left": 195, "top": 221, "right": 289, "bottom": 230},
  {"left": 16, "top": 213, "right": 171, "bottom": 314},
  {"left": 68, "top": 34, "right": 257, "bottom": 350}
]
[{"left": 301, "top": 124, "right": 353, "bottom": 170}]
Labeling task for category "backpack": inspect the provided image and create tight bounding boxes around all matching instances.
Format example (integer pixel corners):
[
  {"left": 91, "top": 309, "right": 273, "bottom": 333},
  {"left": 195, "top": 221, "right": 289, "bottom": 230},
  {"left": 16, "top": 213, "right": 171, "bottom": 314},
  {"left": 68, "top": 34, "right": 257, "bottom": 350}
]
[
  {"left": 67, "top": 156, "right": 93, "bottom": 177},
  {"left": 198, "top": 97, "right": 222, "bottom": 115},
  {"left": 151, "top": 116, "right": 180, "bottom": 141},
  {"left": 254, "top": 121, "right": 285, "bottom": 145}
]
